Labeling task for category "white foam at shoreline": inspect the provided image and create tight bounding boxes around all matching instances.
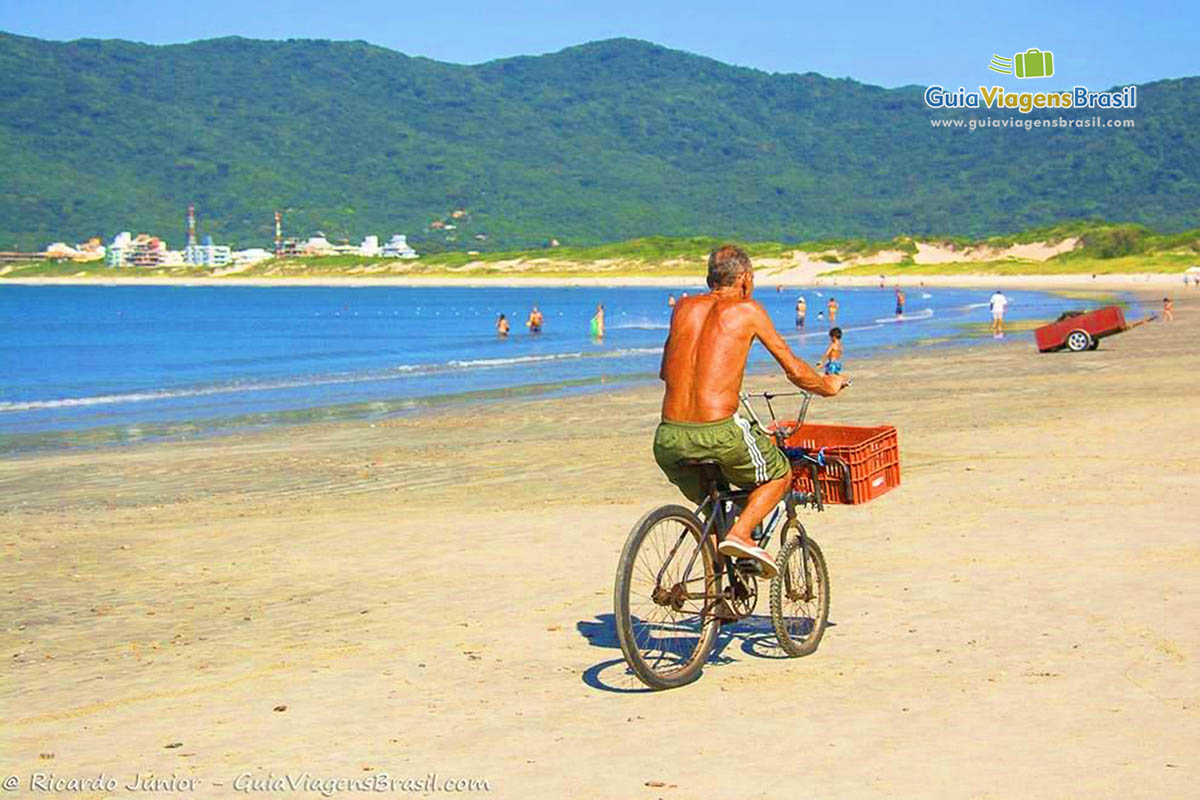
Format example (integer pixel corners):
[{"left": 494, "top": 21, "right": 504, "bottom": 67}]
[{"left": 0, "top": 347, "right": 665, "bottom": 413}]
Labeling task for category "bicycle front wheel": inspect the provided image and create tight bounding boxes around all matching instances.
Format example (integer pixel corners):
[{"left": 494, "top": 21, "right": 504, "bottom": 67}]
[
  {"left": 769, "top": 522, "right": 830, "bottom": 657},
  {"left": 614, "top": 505, "right": 720, "bottom": 689}
]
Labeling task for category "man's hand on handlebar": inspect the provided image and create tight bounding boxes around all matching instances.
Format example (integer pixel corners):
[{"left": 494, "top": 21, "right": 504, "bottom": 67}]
[{"left": 822, "top": 374, "right": 850, "bottom": 396}]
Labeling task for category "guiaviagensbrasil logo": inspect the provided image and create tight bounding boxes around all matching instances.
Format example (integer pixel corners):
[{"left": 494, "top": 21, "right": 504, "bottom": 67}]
[
  {"left": 924, "top": 46, "right": 1136, "bottom": 113},
  {"left": 989, "top": 48, "right": 1054, "bottom": 79}
]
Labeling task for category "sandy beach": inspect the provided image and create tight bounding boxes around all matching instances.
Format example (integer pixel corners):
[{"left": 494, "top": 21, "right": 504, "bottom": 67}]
[{"left": 2, "top": 292, "right": 1197, "bottom": 799}]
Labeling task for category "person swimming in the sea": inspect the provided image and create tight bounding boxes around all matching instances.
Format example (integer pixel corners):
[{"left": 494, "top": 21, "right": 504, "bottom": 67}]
[
  {"left": 815, "top": 326, "right": 843, "bottom": 375},
  {"left": 497, "top": 313, "right": 510, "bottom": 337}
]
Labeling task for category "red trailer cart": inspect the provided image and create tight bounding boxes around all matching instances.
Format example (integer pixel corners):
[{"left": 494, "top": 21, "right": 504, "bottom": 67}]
[{"left": 1034, "top": 305, "right": 1140, "bottom": 352}]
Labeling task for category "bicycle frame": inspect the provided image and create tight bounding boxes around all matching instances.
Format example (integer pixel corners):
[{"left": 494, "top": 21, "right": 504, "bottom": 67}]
[
  {"left": 648, "top": 390, "right": 830, "bottom": 616},
  {"left": 650, "top": 474, "right": 819, "bottom": 619}
]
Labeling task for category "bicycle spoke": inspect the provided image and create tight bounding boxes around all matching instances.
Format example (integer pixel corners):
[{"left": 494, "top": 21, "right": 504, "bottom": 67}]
[
  {"left": 622, "top": 513, "right": 716, "bottom": 680},
  {"left": 770, "top": 531, "right": 829, "bottom": 657}
]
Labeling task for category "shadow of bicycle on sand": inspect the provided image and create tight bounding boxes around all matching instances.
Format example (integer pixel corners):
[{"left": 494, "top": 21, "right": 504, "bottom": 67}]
[{"left": 576, "top": 612, "right": 835, "bottom": 693}]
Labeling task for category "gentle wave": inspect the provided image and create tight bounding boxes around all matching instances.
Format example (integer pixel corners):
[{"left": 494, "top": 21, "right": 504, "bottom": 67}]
[
  {"left": 875, "top": 308, "right": 934, "bottom": 324},
  {"left": 0, "top": 347, "right": 665, "bottom": 413},
  {"left": 789, "top": 323, "right": 883, "bottom": 341}
]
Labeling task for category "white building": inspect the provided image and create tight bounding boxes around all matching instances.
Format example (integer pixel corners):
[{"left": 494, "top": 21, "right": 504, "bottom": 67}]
[
  {"left": 106, "top": 232, "right": 167, "bottom": 267},
  {"left": 381, "top": 234, "right": 418, "bottom": 259},
  {"left": 360, "top": 235, "right": 380, "bottom": 257},
  {"left": 161, "top": 250, "right": 186, "bottom": 266},
  {"left": 184, "top": 244, "right": 232, "bottom": 266},
  {"left": 233, "top": 248, "right": 273, "bottom": 265},
  {"left": 184, "top": 235, "right": 232, "bottom": 267},
  {"left": 105, "top": 232, "right": 132, "bottom": 266},
  {"left": 302, "top": 235, "right": 335, "bottom": 256}
]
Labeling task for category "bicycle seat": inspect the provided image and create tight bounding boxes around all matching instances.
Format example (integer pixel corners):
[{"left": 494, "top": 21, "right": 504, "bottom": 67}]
[{"left": 676, "top": 458, "right": 721, "bottom": 469}]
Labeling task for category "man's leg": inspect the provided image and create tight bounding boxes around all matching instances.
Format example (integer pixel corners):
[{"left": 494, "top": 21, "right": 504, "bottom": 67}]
[{"left": 725, "top": 475, "right": 789, "bottom": 548}]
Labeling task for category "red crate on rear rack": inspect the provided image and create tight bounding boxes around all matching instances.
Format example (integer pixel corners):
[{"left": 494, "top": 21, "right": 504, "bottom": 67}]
[{"left": 782, "top": 424, "right": 900, "bottom": 504}]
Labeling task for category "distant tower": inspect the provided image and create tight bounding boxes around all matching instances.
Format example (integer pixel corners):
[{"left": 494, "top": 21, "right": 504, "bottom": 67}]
[
  {"left": 274, "top": 210, "right": 282, "bottom": 257},
  {"left": 186, "top": 204, "right": 197, "bottom": 248}
]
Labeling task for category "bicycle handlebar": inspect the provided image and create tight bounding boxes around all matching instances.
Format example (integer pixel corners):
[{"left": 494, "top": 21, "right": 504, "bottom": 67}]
[{"left": 739, "top": 378, "right": 852, "bottom": 436}]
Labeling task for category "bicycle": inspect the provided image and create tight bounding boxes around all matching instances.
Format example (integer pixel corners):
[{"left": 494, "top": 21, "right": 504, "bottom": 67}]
[{"left": 613, "top": 389, "right": 843, "bottom": 690}]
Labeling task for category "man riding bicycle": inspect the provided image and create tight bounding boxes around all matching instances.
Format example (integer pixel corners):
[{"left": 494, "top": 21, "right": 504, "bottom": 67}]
[{"left": 654, "top": 245, "right": 848, "bottom": 578}]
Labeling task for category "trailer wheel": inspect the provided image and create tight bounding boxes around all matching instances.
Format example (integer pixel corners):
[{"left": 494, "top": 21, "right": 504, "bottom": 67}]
[{"left": 1066, "top": 330, "right": 1092, "bottom": 352}]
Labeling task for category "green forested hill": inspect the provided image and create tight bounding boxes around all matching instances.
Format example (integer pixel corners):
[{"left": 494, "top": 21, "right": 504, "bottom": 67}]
[{"left": 0, "top": 33, "right": 1197, "bottom": 251}]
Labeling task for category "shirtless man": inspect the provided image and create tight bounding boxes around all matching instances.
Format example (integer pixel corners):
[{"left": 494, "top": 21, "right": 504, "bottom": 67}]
[
  {"left": 654, "top": 245, "right": 847, "bottom": 578},
  {"left": 526, "top": 305, "right": 544, "bottom": 333}
]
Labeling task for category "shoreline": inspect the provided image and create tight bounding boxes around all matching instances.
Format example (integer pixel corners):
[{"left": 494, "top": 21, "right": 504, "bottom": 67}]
[
  {"left": 1, "top": 272, "right": 1195, "bottom": 290},
  {"left": 0, "top": 285, "right": 1157, "bottom": 458},
  {"left": 0, "top": 312, "right": 1117, "bottom": 459}
]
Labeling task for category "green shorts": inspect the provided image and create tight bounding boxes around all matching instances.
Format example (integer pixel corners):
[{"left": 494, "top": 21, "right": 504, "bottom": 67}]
[{"left": 653, "top": 414, "right": 791, "bottom": 504}]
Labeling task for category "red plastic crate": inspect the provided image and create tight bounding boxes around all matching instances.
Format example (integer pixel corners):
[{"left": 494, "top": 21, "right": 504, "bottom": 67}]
[{"left": 781, "top": 423, "right": 900, "bottom": 504}]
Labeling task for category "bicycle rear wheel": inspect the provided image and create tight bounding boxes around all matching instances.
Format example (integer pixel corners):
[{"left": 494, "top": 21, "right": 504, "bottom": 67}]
[
  {"left": 614, "top": 505, "right": 720, "bottom": 689},
  {"left": 769, "top": 522, "right": 830, "bottom": 657}
]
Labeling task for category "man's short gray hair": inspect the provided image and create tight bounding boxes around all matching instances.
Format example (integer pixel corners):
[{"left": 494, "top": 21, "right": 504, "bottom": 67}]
[{"left": 707, "top": 245, "right": 752, "bottom": 288}]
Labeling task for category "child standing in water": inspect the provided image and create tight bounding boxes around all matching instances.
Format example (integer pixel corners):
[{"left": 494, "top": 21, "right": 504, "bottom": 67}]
[{"left": 816, "top": 327, "right": 844, "bottom": 375}]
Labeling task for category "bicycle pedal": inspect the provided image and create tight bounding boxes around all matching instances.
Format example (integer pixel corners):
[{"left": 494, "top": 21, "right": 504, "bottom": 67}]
[
  {"left": 712, "top": 600, "right": 740, "bottom": 622},
  {"left": 734, "top": 557, "right": 764, "bottom": 576}
]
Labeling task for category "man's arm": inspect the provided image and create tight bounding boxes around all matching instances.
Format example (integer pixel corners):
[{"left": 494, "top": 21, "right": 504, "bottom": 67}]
[{"left": 747, "top": 302, "right": 844, "bottom": 396}]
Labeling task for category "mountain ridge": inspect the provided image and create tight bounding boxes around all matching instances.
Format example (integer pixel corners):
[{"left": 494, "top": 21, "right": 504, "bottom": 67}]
[{"left": 1, "top": 32, "right": 1197, "bottom": 250}]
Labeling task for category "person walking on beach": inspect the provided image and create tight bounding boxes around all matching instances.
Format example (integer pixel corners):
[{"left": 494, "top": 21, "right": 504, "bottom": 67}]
[
  {"left": 815, "top": 327, "right": 844, "bottom": 375},
  {"left": 795, "top": 295, "right": 807, "bottom": 328},
  {"left": 590, "top": 304, "right": 605, "bottom": 339},
  {"left": 990, "top": 290, "right": 1008, "bottom": 337},
  {"left": 895, "top": 287, "right": 905, "bottom": 318},
  {"left": 1163, "top": 297, "right": 1174, "bottom": 321},
  {"left": 827, "top": 297, "right": 839, "bottom": 326},
  {"left": 496, "top": 313, "right": 510, "bottom": 337},
  {"left": 526, "top": 305, "right": 543, "bottom": 333},
  {"left": 653, "top": 245, "right": 847, "bottom": 577}
]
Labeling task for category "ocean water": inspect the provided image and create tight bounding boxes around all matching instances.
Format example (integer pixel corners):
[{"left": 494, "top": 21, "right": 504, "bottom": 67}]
[{"left": 0, "top": 284, "right": 1132, "bottom": 451}]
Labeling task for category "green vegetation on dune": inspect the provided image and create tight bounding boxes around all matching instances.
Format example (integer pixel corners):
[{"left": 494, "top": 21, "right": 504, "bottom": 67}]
[
  {"left": 0, "top": 260, "right": 214, "bottom": 279},
  {"left": 4, "top": 223, "right": 1196, "bottom": 281},
  {"left": 827, "top": 222, "right": 1200, "bottom": 276},
  {"left": 827, "top": 252, "right": 1197, "bottom": 277},
  {"left": 0, "top": 34, "right": 1198, "bottom": 252}
]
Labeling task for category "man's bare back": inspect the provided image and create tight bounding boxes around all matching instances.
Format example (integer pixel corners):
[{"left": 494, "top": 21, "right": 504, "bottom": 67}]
[{"left": 660, "top": 292, "right": 841, "bottom": 423}]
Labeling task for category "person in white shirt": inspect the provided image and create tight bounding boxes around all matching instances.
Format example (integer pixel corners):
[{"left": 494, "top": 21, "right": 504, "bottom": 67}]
[{"left": 989, "top": 290, "right": 1008, "bottom": 337}]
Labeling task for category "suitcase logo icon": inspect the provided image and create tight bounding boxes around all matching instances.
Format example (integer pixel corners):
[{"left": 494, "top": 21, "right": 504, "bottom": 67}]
[{"left": 988, "top": 48, "right": 1055, "bottom": 79}]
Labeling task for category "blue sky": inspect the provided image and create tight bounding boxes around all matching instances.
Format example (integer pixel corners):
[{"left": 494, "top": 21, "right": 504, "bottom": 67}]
[{"left": 0, "top": 0, "right": 1194, "bottom": 88}]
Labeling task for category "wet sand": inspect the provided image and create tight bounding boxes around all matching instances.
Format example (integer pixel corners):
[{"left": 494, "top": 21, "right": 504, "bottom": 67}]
[{"left": 1, "top": 295, "right": 1197, "bottom": 798}]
